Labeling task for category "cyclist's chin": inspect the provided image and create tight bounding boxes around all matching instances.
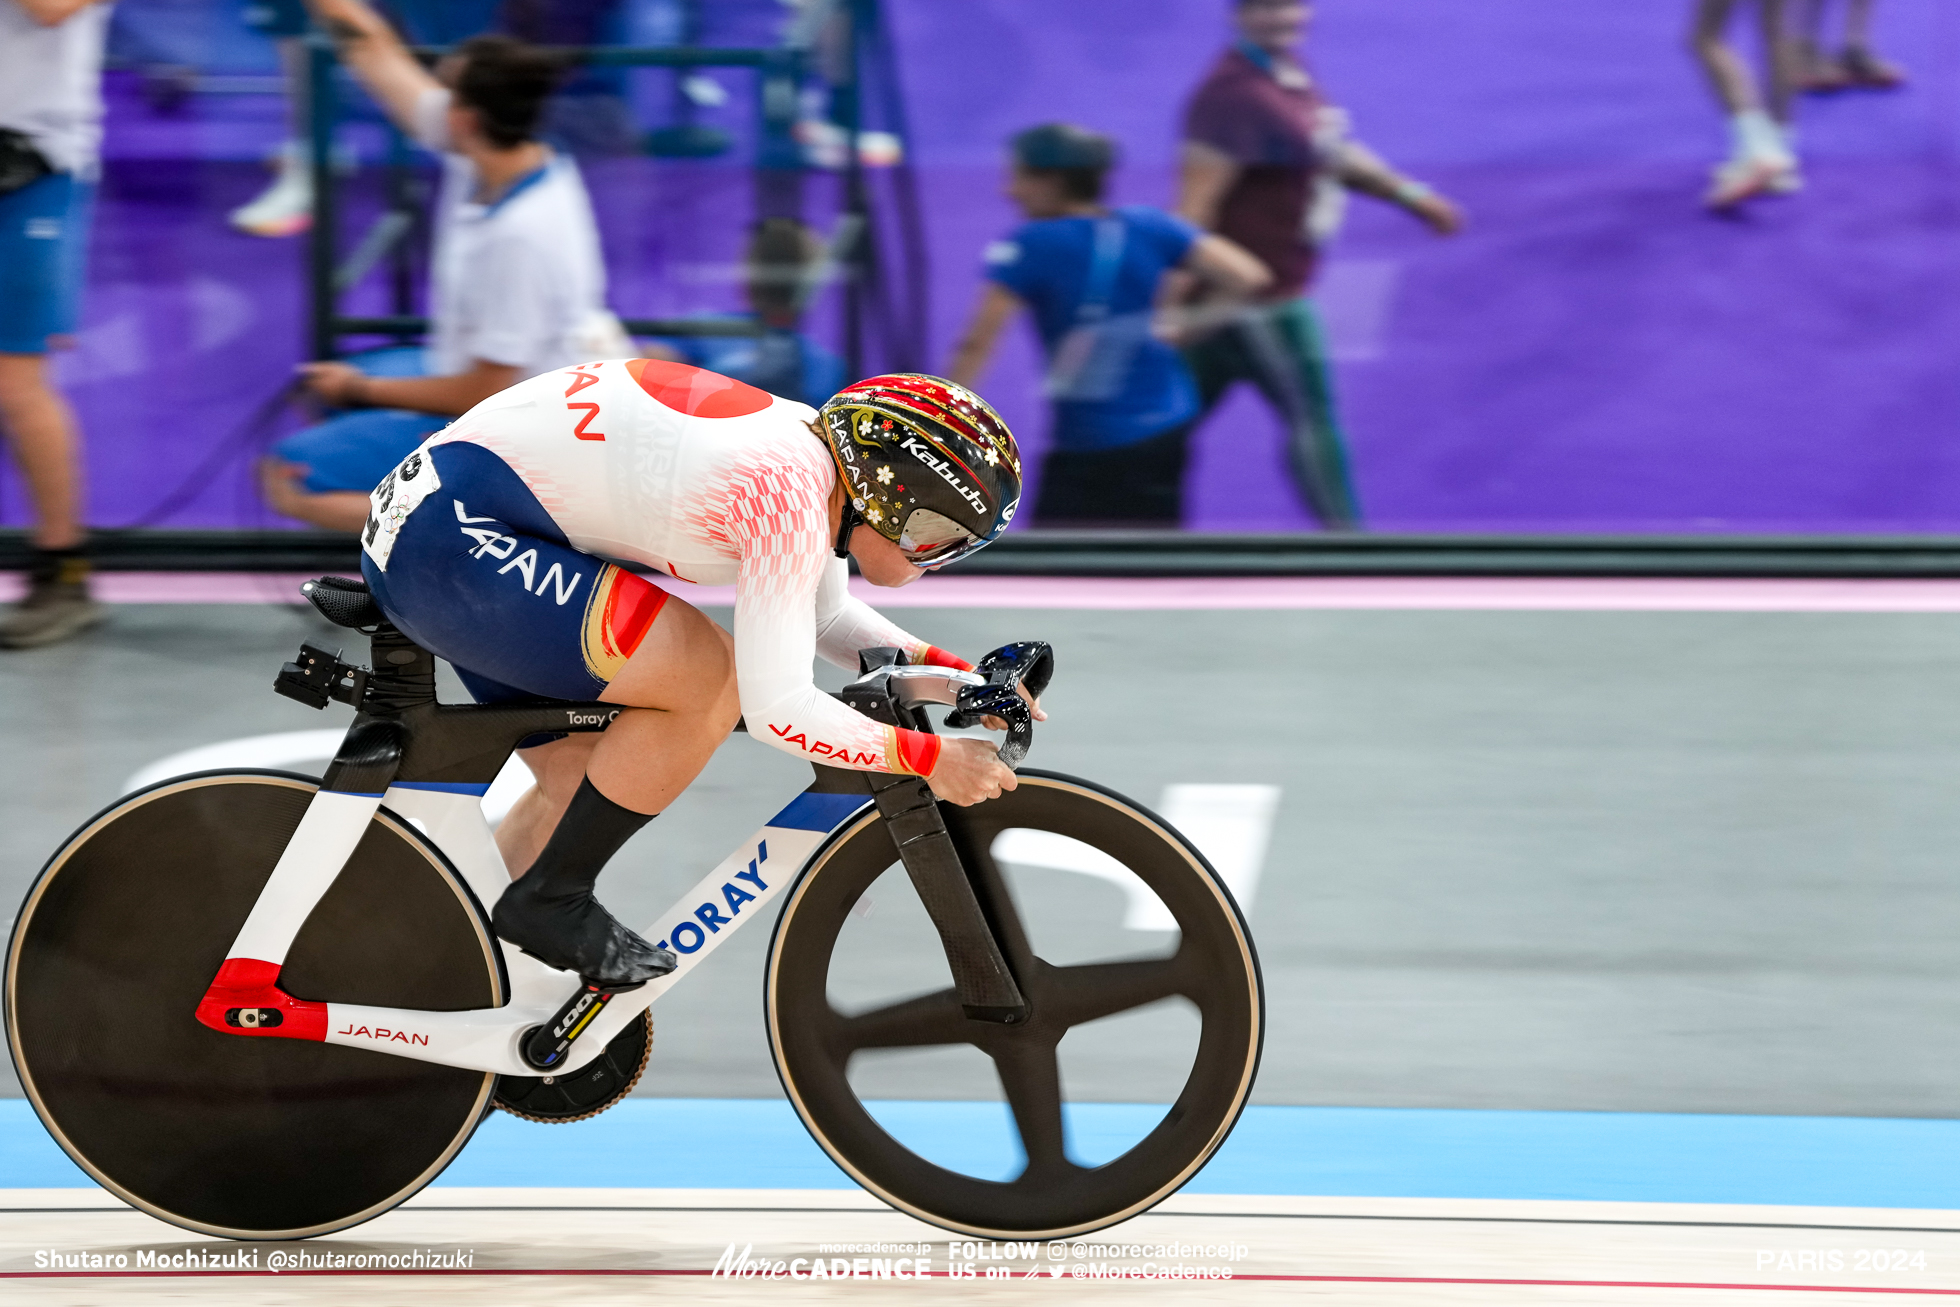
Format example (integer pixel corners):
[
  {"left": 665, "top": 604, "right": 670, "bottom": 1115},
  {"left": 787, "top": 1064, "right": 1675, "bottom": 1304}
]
[
  {"left": 850, "top": 533, "right": 926, "bottom": 587},
  {"left": 865, "top": 561, "right": 925, "bottom": 588}
]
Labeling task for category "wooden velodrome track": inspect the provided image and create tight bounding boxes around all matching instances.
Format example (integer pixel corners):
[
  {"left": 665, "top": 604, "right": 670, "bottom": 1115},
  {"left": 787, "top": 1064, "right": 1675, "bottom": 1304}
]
[
  {"left": 12, "top": 575, "right": 1960, "bottom": 1302},
  {"left": 9, "top": 1187, "right": 1960, "bottom": 1303}
]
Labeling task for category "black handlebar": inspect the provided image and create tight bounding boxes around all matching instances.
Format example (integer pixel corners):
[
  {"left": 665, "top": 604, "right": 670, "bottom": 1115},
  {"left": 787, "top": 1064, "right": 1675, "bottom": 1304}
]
[
  {"left": 843, "top": 641, "right": 1054, "bottom": 770},
  {"left": 944, "top": 641, "right": 1054, "bottom": 768}
]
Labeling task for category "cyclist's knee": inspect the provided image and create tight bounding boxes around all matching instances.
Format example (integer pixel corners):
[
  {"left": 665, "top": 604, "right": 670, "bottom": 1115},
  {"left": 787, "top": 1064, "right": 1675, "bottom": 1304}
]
[
  {"left": 695, "top": 623, "right": 741, "bottom": 729},
  {"left": 674, "top": 607, "right": 737, "bottom": 716}
]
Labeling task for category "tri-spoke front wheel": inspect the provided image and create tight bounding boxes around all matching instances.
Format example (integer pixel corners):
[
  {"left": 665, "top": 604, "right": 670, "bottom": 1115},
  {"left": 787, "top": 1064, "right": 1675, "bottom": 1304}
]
[{"left": 764, "top": 771, "right": 1263, "bottom": 1239}]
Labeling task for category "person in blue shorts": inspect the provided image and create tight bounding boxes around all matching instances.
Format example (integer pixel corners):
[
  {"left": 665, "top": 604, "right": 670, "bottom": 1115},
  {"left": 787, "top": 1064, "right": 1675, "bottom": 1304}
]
[
  {"left": 945, "top": 124, "right": 1269, "bottom": 527},
  {"left": 0, "top": 0, "right": 111, "bottom": 649}
]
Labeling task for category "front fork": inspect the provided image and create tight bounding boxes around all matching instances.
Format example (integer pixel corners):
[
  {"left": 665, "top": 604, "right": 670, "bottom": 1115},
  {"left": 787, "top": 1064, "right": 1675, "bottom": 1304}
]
[{"left": 842, "top": 644, "right": 1053, "bottom": 1026}]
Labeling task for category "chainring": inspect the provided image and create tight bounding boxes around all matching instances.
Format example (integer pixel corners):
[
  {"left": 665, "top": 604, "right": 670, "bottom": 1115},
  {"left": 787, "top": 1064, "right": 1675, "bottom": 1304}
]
[{"left": 493, "top": 1010, "right": 652, "bottom": 1124}]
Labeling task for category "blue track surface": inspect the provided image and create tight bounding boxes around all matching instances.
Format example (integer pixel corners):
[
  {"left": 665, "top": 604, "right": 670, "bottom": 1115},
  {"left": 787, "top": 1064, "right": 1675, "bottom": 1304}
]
[{"left": 8, "top": 1098, "right": 1960, "bottom": 1207}]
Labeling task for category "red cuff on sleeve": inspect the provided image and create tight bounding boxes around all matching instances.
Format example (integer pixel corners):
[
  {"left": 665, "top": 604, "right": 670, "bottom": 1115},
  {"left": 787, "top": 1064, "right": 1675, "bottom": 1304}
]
[
  {"left": 893, "top": 728, "right": 943, "bottom": 778},
  {"left": 918, "top": 645, "right": 974, "bottom": 673}
]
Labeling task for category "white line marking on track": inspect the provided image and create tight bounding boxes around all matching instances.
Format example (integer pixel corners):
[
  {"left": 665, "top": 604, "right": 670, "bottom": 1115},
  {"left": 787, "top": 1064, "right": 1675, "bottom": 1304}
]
[
  {"left": 993, "top": 784, "right": 1279, "bottom": 929},
  {"left": 122, "top": 729, "right": 345, "bottom": 794}
]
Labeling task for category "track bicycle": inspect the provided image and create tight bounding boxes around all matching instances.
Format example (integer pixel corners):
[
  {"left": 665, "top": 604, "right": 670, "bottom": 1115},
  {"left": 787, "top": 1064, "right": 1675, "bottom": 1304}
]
[{"left": 5, "top": 576, "right": 1263, "bottom": 1241}]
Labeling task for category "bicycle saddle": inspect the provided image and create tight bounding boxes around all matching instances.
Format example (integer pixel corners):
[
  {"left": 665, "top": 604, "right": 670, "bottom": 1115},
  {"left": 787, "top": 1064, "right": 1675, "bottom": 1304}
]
[{"left": 302, "top": 576, "right": 386, "bottom": 629}]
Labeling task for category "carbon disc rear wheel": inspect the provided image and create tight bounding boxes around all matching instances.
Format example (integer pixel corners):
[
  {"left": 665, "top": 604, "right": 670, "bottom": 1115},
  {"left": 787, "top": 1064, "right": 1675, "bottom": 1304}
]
[
  {"left": 765, "top": 770, "right": 1264, "bottom": 1239},
  {"left": 4, "top": 772, "right": 505, "bottom": 1239}
]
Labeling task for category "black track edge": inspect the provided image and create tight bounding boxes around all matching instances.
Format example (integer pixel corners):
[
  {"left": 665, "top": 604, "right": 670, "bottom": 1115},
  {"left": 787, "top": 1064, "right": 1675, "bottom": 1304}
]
[{"left": 13, "top": 528, "right": 1960, "bottom": 579}]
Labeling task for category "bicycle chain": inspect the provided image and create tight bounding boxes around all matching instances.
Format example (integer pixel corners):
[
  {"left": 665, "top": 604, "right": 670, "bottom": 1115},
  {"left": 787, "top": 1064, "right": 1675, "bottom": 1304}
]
[{"left": 492, "top": 1010, "right": 652, "bottom": 1125}]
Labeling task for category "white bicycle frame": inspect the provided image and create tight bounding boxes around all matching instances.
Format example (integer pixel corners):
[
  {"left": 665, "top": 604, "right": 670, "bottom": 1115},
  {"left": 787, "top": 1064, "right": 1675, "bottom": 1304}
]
[{"left": 195, "top": 666, "right": 987, "bottom": 1080}]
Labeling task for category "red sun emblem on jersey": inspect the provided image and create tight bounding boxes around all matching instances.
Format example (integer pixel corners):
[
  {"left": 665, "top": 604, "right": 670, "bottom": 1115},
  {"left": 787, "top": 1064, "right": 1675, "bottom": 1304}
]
[{"left": 625, "top": 359, "right": 773, "bottom": 418}]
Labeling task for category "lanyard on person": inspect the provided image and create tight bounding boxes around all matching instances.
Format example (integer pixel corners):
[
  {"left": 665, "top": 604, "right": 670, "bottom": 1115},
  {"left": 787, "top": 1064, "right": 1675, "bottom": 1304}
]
[
  {"left": 1236, "top": 37, "right": 1276, "bottom": 75},
  {"left": 1044, "top": 213, "right": 1135, "bottom": 403},
  {"left": 1074, "top": 213, "right": 1128, "bottom": 330},
  {"left": 476, "top": 159, "right": 551, "bottom": 215},
  {"left": 1236, "top": 37, "right": 1310, "bottom": 91}
]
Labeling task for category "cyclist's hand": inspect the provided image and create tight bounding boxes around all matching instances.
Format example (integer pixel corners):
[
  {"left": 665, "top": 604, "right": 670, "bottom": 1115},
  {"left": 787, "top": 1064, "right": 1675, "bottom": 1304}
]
[
  {"left": 980, "top": 682, "right": 1046, "bottom": 733},
  {"left": 927, "top": 736, "right": 1018, "bottom": 806}
]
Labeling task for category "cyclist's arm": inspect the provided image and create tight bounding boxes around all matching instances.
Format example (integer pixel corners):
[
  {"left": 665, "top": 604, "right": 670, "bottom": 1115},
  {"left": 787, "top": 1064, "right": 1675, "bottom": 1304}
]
[
  {"left": 812, "top": 558, "right": 972, "bottom": 673},
  {"left": 729, "top": 469, "right": 944, "bottom": 777}
]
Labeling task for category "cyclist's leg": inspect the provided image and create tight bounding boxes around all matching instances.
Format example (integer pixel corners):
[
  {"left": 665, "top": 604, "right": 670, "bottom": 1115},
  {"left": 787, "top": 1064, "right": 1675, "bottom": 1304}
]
[
  {"left": 489, "top": 599, "right": 740, "bottom": 982},
  {"left": 493, "top": 610, "right": 738, "bottom": 877},
  {"left": 363, "top": 441, "right": 740, "bottom": 982}
]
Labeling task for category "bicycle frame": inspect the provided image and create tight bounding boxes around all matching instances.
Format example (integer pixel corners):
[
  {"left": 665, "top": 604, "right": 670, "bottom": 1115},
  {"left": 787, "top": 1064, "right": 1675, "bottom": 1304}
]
[
  {"left": 194, "top": 770, "right": 872, "bottom": 1079},
  {"left": 188, "top": 590, "right": 1044, "bottom": 1080}
]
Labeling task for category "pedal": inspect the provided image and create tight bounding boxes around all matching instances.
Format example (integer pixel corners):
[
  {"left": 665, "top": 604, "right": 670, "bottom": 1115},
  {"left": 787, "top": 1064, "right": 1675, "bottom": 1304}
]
[{"left": 519, "top": 980, "right": 641, "bottom": 1072}]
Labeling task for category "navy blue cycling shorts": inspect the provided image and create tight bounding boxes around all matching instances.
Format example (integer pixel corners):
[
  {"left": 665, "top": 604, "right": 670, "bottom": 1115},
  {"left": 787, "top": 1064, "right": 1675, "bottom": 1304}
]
[{"left": 360, "top": 442, "right": 670, "bottom": 704}]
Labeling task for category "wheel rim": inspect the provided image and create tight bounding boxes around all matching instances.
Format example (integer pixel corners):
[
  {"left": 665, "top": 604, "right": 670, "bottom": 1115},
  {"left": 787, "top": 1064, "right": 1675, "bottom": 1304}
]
[
  {"left": 5, "top": 773, "right": 502, "bottom": 1239},
  {"left": 767, "top": 773, "right": 1263, "bottom": 1238}
]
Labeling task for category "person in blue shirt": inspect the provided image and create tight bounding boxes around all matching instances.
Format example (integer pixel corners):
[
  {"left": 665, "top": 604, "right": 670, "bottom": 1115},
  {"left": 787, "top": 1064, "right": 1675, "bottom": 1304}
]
[{"left": 946, "top": 123, "right": 1268, "bottom": 527}]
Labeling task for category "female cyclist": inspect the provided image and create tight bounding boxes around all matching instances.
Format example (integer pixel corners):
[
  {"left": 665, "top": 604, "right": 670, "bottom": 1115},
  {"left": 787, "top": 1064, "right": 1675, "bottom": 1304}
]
[{"left": 358, "top": 363, "right": 1035, "bottom": 987}]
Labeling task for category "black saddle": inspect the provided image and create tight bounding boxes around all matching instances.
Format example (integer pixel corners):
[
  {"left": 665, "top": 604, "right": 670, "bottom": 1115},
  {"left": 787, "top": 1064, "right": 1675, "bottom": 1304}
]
[{"left": 302, "top": 576, "right": 387, "bottom": 630}]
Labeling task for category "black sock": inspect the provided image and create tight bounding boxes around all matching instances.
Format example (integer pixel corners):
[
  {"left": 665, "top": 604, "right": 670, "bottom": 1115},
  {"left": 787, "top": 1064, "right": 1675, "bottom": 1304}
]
[
  {"left": 519, "top": 777, "right": 654, "bottom": 896},
  {"left": 28, "top": 547, "right": 87, "bottom": 588}
]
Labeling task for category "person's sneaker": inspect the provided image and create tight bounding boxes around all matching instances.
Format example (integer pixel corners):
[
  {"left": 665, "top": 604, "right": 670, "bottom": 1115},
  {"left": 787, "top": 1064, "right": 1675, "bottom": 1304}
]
[
  {"left": 1766, "top": 162, "right": 1805, "bottom": 195},
  {"left": 1841, "top": 46, "right": 1906, "bottom": 90},
  {"left": 0, "top": 563, "right": 104, "bottom": 650},
  {"left": 1706, "top": 154, "right": 1793, "bottom": 210},
  {"left": 230, "top": 143, "right": 313, "bottom": 238}
]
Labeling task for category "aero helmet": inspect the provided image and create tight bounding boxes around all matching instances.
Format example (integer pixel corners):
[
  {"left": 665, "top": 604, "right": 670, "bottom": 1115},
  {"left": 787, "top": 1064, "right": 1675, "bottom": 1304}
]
[{"left": 816, "top": 374, "right": 1021, "bottom": 567}]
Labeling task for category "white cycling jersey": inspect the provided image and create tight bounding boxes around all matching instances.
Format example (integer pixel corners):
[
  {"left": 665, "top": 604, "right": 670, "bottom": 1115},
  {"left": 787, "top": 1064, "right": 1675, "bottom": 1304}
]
[{"left": 426, "top": 358, "right": 960, "bottom": 776}]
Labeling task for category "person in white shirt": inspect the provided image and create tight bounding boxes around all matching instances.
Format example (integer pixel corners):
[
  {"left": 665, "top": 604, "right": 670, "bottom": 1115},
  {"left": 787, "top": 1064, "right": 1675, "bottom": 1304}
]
[
  {"left": 263, "top": 0, "right": 626, "bottom": 532},
  {"left": 0, "top": 0, "right": 110, "bottom": 649}
]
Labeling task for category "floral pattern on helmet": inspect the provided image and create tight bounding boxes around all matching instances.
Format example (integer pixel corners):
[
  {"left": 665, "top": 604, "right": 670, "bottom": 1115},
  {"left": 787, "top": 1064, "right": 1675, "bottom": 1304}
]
[{"left": 818, "top": 374, "right": 1022, "bottom": 546}]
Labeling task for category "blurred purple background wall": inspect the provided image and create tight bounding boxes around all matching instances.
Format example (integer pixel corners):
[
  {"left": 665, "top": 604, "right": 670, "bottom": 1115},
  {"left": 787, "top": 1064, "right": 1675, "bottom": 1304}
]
[{"left": 9, "top": 0, "right": 1960, "bottom": 534}]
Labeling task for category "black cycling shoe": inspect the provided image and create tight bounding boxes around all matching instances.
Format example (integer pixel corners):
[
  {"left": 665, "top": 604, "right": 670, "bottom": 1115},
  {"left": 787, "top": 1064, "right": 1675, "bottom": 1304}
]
[{"left": 492, "top": 876, "right": 677, "bottom": 989}]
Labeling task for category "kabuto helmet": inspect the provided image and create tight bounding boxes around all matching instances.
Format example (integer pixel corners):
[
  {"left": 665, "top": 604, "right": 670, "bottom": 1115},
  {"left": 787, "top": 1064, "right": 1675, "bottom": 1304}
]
[{"left": 816, "top": 374, "right": 1022, "bottom": 567}]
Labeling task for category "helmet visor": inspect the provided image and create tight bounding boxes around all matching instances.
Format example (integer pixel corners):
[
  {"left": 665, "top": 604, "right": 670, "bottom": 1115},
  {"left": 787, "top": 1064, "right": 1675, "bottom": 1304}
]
[{"left": 897, "top": 508, "right": 985, "bottom": 567}]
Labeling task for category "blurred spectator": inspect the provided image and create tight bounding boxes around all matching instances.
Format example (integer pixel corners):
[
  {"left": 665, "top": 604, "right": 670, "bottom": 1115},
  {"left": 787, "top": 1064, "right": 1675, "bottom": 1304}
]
[
  {"left": 498, "top": 0, "right": 637, "bottom": 156},
  {"left": 644, "top": 218, "right": 845, "bottom": 407},
  {"left": 0, "top": 0, "right": 110, "bottom": 648},
  {"left": 1176, "top": 0, "right": 1460, "bottom": 531},
  {"left": 262, "top": 0, "right": 629, "bottom": 533},
  {"left": 1691, "top": 0, "right": 1801, "bottom": 209},
  {"left": 1793, "top": 0, "right": 1905, "bottom": 92},
  {"left": 230, "top": 0, "right": 315, "bottom": 237},
  {"left": 231, "top": 0, "right": 625, "bottom": 240},
  {"left": 945, "top": 124, "right": 1268, "bottom": 528}
]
